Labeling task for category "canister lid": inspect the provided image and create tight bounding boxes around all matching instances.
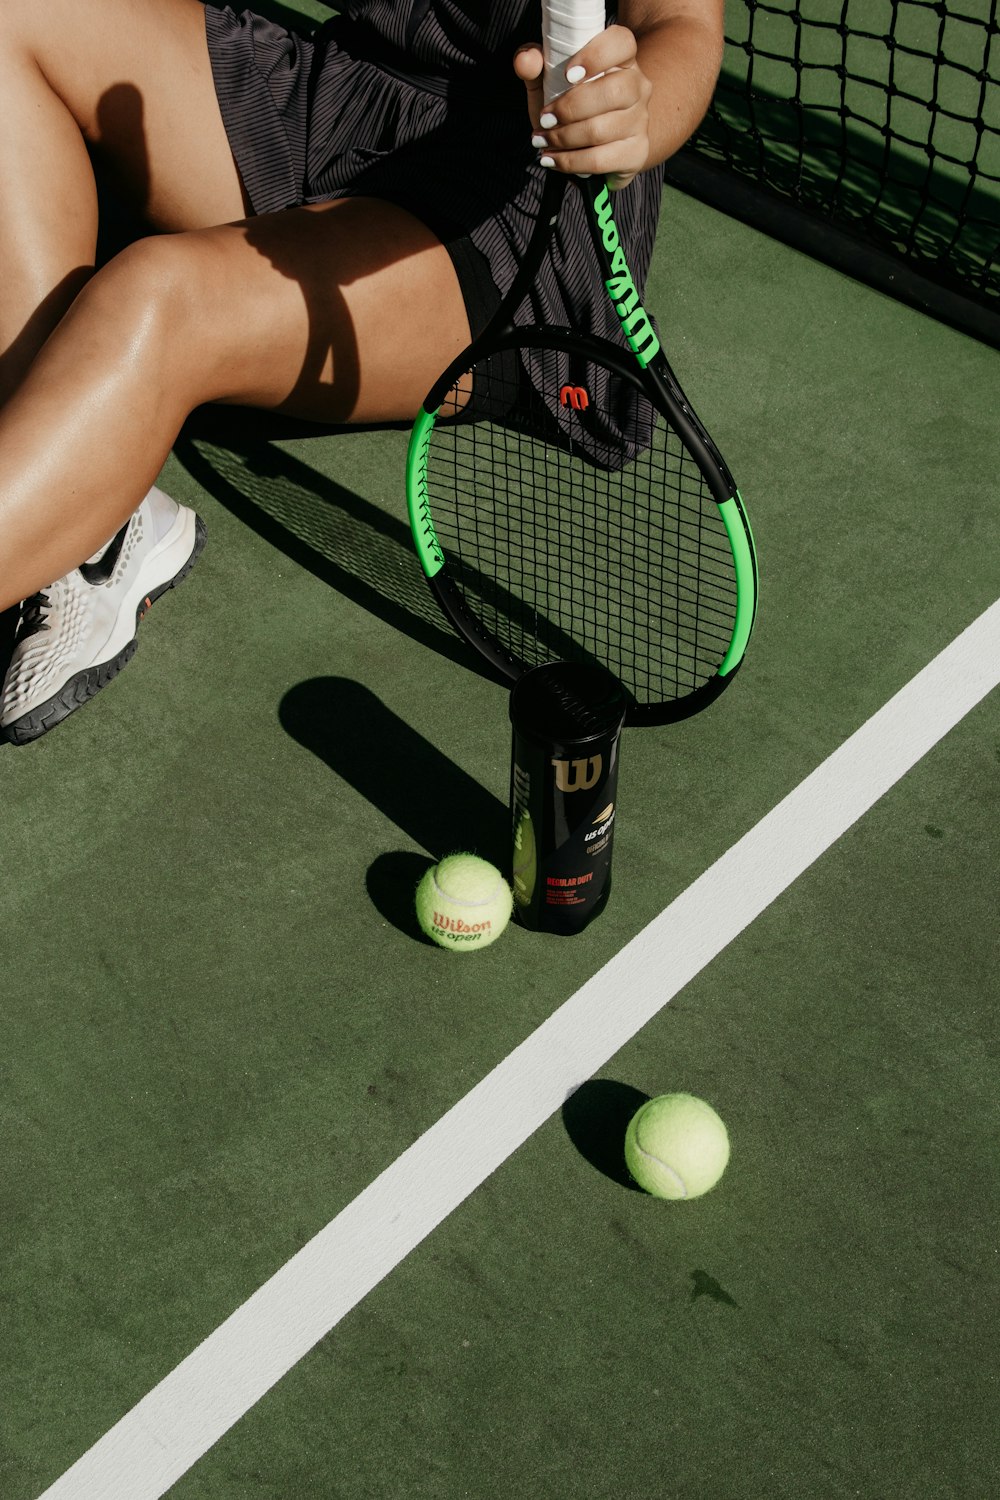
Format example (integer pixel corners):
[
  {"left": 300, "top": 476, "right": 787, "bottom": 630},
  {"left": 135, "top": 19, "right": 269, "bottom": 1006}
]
[{"left": 509, "top": 662, "right": 628, "bottom": 748}]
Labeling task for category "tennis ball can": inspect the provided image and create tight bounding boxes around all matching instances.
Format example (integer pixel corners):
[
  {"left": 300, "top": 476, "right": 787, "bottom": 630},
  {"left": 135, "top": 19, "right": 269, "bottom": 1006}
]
[{"left": 509, "top": 662, "right": 628, "bottom": 934}]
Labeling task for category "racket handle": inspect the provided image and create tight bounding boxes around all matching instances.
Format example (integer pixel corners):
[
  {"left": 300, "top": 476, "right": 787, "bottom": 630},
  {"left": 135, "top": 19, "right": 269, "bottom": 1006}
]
[{"left": 541, "top": 0, "right": 606, "bottom": 101}]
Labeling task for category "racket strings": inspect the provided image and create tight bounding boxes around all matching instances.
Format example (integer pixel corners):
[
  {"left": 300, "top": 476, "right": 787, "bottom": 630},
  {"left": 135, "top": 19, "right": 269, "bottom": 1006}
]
[{"left": 428, "top": 353, "right": 739, "bottom": 706}]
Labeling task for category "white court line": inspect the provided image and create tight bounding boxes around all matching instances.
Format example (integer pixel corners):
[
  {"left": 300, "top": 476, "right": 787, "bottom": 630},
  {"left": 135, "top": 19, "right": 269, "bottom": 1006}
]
[{"left": 39, "top": 598, "right": 1000, "bottom": 1500}]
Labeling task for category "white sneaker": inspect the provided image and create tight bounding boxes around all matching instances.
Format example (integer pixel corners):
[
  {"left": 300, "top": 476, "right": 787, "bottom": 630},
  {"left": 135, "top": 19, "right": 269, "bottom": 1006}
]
[{"left": 1, "top": 486, "right": 205, "bottom": 744}]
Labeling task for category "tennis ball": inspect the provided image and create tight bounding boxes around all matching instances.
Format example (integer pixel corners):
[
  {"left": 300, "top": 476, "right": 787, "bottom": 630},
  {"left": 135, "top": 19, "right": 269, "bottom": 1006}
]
[
  {"left": 415, "top": 854, "right": 513, "bottom": 953},
  {"left": 511, "top": 809, "right": 537, "bottom": 907},
  {"left": 624, "top": 1093, "right": 730, "bottom": 1200}
]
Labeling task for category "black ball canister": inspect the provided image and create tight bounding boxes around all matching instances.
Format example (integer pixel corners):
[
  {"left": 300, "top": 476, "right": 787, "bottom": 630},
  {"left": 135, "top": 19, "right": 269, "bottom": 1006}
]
[{"left": 509, "top": 662, "right": 628, "bottom": 934}]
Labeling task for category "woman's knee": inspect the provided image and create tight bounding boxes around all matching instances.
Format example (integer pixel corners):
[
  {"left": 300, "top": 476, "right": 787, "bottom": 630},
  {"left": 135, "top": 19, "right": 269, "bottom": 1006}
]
[
  {"left": 79, "top": 227, "right": 312, "bottom": 412},
  {"left": 82, "top": 235, "right": 189, "bottom": 327},
  {"left": 66, "top": 234, "right": 231, "bottom": 400}
]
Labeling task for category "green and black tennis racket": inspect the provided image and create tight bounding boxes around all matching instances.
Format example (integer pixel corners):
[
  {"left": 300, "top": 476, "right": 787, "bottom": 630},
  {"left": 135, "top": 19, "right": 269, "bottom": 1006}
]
[{"left": 406, "top": 0, "right": 757, "bottom": 726}]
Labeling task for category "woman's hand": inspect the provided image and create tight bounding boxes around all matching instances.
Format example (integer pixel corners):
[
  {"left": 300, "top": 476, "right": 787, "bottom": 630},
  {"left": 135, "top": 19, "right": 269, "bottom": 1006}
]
[{"left": 514, "top": 25, "right": 653, "bottom": 191}]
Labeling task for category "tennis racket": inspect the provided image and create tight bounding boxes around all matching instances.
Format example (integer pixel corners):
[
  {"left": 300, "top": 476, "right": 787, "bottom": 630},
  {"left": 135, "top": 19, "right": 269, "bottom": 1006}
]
[{"left": 406, "top": 0, "right": 758, "bottom": 727}]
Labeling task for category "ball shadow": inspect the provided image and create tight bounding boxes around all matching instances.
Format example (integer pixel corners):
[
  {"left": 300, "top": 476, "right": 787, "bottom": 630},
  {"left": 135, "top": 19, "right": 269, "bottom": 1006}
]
[
  {"left": 562, "top": 1078, "right": 651, "bottom": 1191},
  {"left": 366, "top": 849, "right": 437, "bottom": 944}
]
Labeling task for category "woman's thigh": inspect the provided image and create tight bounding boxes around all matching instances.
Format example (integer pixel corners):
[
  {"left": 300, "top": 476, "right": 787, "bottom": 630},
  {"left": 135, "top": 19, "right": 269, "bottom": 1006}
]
[
  {"left": 128, "top": 195, "right": 473, "bottom": 425},
  {"left": 3, "top": 0, "right": 247, "bottom": 228}
]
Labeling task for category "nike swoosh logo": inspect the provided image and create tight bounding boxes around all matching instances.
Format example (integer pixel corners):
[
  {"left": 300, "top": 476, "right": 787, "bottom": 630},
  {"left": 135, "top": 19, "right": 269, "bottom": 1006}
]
[{"left": 78, "top": 520, "right": 130, "bottom": 585}]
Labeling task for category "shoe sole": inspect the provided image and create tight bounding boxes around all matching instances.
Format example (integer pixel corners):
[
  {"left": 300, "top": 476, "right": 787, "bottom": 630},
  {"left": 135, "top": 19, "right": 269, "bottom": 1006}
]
[{"left": 3, "top": 513, "right": 207, "bottom": 746}]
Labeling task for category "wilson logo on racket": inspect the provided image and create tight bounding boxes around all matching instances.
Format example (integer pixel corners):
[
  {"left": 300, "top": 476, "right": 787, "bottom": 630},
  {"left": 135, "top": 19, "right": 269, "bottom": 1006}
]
[
  {"left": 559, "top": 385, "right": 590, "bottom": 410},
  {"left": 592, "top": 186, "right": 661, "bottom": 368}
]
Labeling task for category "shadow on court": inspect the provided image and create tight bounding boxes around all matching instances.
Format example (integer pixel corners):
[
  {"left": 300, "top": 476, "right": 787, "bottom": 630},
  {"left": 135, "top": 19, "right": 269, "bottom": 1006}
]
[
  {"left": 279, "top": 676, "right": 509, "bottom": 939},
  {"left": 562, "top": 1078, "right": 651, "bottom": 1191},
  {"left": 0, "top": 606, "right": 16, "bottom": 715},
  {"left": 173, "top": 411, "right": 510, "bottom": 684}
]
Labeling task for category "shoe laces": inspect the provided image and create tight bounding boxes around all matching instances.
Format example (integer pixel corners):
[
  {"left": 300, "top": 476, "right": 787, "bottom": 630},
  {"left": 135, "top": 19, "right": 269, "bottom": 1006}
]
[{"left": 15, "top": 591, "right": 53, "bottom": 645}]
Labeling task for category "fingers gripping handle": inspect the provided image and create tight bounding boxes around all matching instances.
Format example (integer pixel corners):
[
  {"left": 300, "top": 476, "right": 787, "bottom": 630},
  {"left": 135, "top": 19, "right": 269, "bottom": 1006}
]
[{"left": 541, "top": 0, "right": 606, "bottom": 101}]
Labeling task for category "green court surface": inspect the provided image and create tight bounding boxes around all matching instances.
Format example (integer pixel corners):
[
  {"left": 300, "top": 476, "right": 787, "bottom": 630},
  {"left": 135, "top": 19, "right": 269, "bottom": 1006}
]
[{"left": 3, "top": 33, "right": 1000, "bottom": 1500}]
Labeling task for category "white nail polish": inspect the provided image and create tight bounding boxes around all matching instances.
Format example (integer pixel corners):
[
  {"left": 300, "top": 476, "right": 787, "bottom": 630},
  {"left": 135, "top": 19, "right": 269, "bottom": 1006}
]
[
  {"left": 531, "top": 133, "right": 548, "bottom": 148},
  {"left": 539, "top": 155, "right": 555, "bottom": 168},
  {"left": 566, "top": 65, "right": 586, "bottom": 83},
  {"left": 539, "top": 112, "right": 557, "bottom": 129}
]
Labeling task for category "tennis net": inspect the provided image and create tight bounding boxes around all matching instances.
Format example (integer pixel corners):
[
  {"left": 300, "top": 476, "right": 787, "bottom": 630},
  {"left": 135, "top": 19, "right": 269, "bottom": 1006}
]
[{"left": 665, "top": 0, "right": 1000, "bottom": 345}]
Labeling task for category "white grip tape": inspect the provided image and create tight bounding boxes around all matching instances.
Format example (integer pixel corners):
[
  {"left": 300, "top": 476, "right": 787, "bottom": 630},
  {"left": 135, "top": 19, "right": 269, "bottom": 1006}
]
[{"left": 542, "top": 0, "right": 606, "bottom": 100}]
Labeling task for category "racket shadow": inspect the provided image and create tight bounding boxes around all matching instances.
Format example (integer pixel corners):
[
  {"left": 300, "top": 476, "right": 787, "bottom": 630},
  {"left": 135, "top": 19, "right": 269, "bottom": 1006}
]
[
  {"left": 173, "top": 408, "right": 510, "bottom": 685},
  {"left": 278, "top": 676, "right": 509, "bottom": 940}
]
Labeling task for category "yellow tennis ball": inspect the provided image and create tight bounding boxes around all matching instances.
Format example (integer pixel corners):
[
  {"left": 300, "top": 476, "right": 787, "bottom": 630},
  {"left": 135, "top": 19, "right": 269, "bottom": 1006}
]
[
  {"left": 624, "top": 1093, "right": 730, "bottom": 1200},
  {"left": 415, "top": 854, "right": 513, "bottom": 953},
  {"left": 512, "top": 809, "right": 537, "bottom": 907}
]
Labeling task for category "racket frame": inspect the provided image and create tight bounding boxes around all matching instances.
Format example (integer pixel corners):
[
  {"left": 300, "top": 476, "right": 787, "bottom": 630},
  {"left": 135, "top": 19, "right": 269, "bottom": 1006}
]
[{"left": 406, "top": 171, "right": 759, "bottom": 726}]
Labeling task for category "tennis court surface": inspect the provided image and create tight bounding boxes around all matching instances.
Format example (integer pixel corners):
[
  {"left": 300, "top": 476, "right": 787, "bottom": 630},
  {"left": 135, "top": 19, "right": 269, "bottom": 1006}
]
[{"left": 3, "top": 2, "right": 998, "bottom": 1496}]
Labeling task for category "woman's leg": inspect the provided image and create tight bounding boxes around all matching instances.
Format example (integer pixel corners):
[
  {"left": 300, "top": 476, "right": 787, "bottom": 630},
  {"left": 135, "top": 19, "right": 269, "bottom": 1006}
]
[
  {"left": 0, "top": 195, "right": 472, "bottom": 612},
  {"left": 0, "top": 0, "right": 472, "bottom": 741},
  {"left": 0, "top": 0, "right": 247, "bottom": 403}
]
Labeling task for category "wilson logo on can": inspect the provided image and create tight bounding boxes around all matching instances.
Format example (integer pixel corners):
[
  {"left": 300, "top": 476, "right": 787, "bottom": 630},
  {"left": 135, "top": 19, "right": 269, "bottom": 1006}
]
[{"left": 551, "top": 755, "right": 602, "bottom": 792}]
